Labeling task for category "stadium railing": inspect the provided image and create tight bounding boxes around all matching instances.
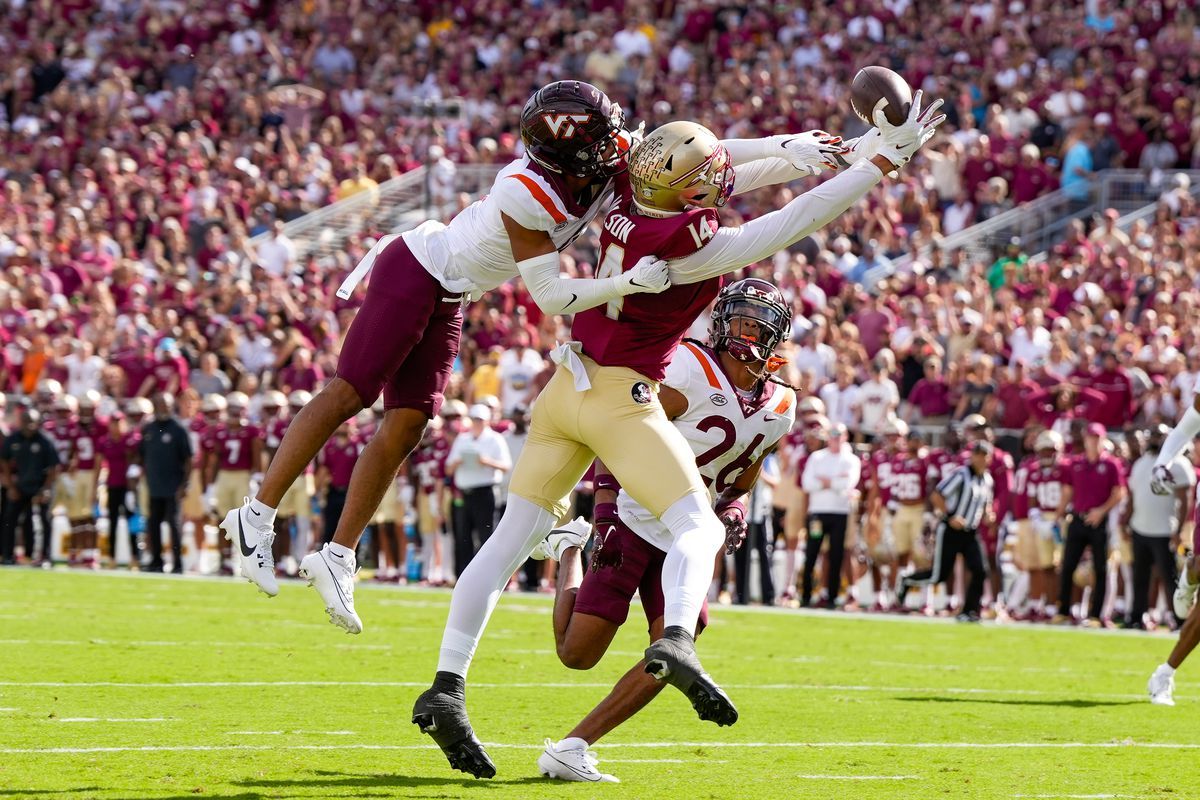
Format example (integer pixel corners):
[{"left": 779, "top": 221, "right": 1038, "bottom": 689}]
[
  {"left": 889, "top": 170, "right": 1200, "bottom": 275},
  {"left": 248, "top": 164, "right": 504, "bottom": 264}
]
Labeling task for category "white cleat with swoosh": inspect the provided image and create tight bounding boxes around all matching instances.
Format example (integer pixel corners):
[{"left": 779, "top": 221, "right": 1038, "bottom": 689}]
[{"left": 299, "top": 544, "right": 362, "bottom": 634}]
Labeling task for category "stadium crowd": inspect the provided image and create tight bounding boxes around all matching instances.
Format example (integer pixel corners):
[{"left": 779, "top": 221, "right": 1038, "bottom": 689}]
[{"left": 2, "top": 0, "right": 1200, "bottom": 629}]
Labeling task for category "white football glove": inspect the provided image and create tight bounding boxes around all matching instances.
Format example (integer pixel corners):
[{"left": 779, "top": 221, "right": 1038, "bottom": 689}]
[
  {"left": 622, "top": 120, "right": 646, "bottom": 151},
  {"left": 1150, "top": 464, "right": 1177, "bottom": 496},
  {"left": 771, "top": 130, "right": 845, "bottom": 176},
  {"left": 618, "top": 255, "right": 671, "bottom": 295},
  {"left": 841, "top": 129, "right": 882, "bottom": 165},
  {"left": 872, "top": 89, "right": 946, "bottom": 169}
]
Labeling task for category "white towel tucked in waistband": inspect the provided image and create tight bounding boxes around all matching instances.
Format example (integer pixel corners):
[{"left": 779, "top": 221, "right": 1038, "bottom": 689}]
[{"left": 550, "top": 341, "right": 592, "bottom": 392}]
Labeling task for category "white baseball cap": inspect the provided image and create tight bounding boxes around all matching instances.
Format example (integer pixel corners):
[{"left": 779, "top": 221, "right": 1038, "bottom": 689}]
[{"left": 468, "top": 404, "right": 491, "bottom": 421}]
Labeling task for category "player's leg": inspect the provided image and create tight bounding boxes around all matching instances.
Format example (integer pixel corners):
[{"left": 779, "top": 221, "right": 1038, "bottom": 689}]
[
  {"left": 1150, "top": 598, "right": 1200, "bottom": 705},
  {"left": 300, "top": 287, "right": 462, "bottom": 631},
  {"left": 574, "top": 366, "right": 726, "bottom": 678},
  {"left": 554, "top": 519, "right": 653, "bottom": 670},
  {"left": 414, "top": 367, "right": 595, "bottom": 778},
  {"left": 225, "top": 241, "right": 447, "bottom": 595}
]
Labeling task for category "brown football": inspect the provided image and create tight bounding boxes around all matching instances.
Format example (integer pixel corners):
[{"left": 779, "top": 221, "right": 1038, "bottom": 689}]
[{"left": 850, "top": 66, "right": 912, "bottom": 126}]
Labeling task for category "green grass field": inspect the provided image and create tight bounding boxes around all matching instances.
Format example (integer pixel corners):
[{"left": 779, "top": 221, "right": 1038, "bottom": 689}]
[{"left": 0, "top": 568, "right": 1196, "bottom": 800}]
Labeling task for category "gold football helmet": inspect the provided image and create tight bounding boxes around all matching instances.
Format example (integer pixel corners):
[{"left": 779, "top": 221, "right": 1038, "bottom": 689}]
[{"left": 628, "top": 121, "right": 734, "bottom": 217}]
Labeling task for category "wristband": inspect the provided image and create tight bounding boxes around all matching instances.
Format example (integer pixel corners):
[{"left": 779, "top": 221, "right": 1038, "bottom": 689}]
[
  {"left": 594, "top": 502, "right": 619, "bottom": 523},
  {"left": 715, "top": 498, "right": 747, "bottom": 520},
  {"left": 595, "top": 473, "right": 621, "bottom": 494}
]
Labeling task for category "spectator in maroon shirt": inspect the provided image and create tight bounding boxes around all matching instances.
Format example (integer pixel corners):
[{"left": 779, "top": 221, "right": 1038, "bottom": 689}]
[
  {"left": 1025, "top": 383, "right": 1108, "bottom": 430},
  {"left": 905, "top": 358, "right": 954, "bottom": 425},
  {"left": 995, "top": 361, "right": 1041, "bottom": 430},
  {"left": 1087, "top": 351, "right": 1136, "bottom": 429},
  {"left": 278, "top": 347, "right": 324, "bottom": 394},
  {"left": 1011, "top": 145, "right": 1058, "bottom": 205},
  {"left": 1056, "top": 423, "right": 1127, "bottom": 625},
  {"left": 852, "top": 295, "right": 895, "bottom": 360}
]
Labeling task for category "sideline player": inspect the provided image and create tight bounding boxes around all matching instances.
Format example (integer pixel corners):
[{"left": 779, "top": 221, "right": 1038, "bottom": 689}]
[
  {"left": 205, "top": 393, "right": 262, "bottom": 574},
  {"left": 413, "top": 96, "right": 945, "bottom": 778},
  {"left": 1012, "top": 430, "right": 1068, "bottom": 620},
  {"left": 220, "top": 81, "right": 673, "bottom": 606},
  {"left": 536, "top": 280, "right": 795, "bottom": 782}
]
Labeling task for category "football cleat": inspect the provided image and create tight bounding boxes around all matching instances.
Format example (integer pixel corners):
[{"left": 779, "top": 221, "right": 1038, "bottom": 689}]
[
  {"left": 538, "top": 738, "right": 619, "bottom": 783},
  {"left": 220, "top": 498, "right": 279, "bottom": 597},
  {"left": 298, "top": 545, "right": 362, "bottom": 634},
  {"left": 1173, "top": 571, "right": 1198, "bottom": 621},
  {"left": 1148, "top": 664, "right": 1176, "bottom": 707},
  {"left": 530, "top": 517, "right": 591, "bottom": 562},
  {"left": 644, "top": 626, "right": 738, "bottom": 727},
  {"left": 412, "top": 673, "right": 496, "bottom": 779}
]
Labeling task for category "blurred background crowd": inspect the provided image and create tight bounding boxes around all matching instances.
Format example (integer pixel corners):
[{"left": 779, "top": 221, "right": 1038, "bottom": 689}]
[{"left": 1, "top": 0, "right": 1200, "bottom": 629}]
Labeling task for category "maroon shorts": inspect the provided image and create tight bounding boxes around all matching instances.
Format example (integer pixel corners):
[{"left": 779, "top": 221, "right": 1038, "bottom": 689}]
[
  {"left": 575, "top": 519, "right": 709, "bottom": 635},
  {"left": 336, "top": 238, "right": 463, "bottom": 417}
]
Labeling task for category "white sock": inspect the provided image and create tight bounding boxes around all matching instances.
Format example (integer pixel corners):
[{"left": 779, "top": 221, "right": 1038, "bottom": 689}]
[
  {"left": 558, "top": 737, "right": 588, "bottom": 751},
  {"left": 328, "top": 541, "right": 355, "bottom": 561},
  {"left": 1160, "top": 664, "right": 1176, "bottom": 677},
  {"left": 249, "top": 498, "right": 277, "bottom": 525},
  {"left": 436, "top": 495, "right": 556, "bottom": 678},
  {"left": 659, "top": 492, "right": 725, "bottom": 631}
]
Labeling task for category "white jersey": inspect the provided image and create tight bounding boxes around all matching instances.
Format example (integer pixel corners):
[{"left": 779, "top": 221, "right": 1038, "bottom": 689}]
[
  {"left": 618, "top": 342, "right": 796, "bottom": 551},
  {"left": 404, "top": 157, "right": 615, "bottom": 298}
]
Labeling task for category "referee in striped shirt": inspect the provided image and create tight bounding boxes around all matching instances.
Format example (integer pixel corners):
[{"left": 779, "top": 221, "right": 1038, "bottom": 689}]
[{"left": 899, "top": 441, "right": 996, "bottom": 622}]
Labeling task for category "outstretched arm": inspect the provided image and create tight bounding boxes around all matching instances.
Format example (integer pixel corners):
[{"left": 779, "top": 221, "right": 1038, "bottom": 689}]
[
  {"left": 505, "top": 215, "right": 669, "bottom": 314},
  {"left": 667, "top": 158, "right": 890, "bottom": 285}
]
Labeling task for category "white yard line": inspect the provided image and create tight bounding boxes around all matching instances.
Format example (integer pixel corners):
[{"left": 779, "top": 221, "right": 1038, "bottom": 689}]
[
  {"left": 0, "top": 679, "right": 1163, "bottom": 702},
  {"left": 0, "top": 638, "right": 394, "bottom": 650},
  {"left": 3, "top": 741, "right": 1199, "bottom": 755},
  {"left": 226, "top": 730, "right": 356, "bottom": 736},
  {"left": 52, "top": 717, "right": 171, "bottom": 723},
  {"left": 796, "top": 775, "right": 919, "bottom": 780}
]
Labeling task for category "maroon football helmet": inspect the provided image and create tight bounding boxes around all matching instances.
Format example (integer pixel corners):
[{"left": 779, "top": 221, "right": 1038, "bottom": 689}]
[
  {"left": 520, "top": 81, "right": 627, "bottom": 179},
  {"left": 711, "top": 278, "right": 792, "bottom": 365}
]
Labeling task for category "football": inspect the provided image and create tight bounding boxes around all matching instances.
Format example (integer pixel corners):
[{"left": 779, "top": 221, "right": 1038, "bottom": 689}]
[{"left": 850, "top": 65, "right": 913, "bottom": 126}]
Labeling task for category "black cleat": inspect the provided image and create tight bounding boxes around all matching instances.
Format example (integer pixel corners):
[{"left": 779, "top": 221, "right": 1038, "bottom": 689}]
[
  {"left": 412, "top": 672, "right": 497, "bottom": 779},
  {"left": 644, "top": 626, "right": 738, "bottom": 727}
]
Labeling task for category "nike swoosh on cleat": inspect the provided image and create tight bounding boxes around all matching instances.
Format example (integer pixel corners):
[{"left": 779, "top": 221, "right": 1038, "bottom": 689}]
[
  {"left": 237, "top": 516, "right": 256, "bottom": 558},
  {"left": 320, "top": 552, "right": 354, "bottom": 612},
  {"left": 565, "top": 293, "right": 578, "bottom": 308},
  {"left": 249, "top": 508, "right": 261, "bottom": 517},
  {"left": 546, "top": 751, "right": 602, "bottom": 782}
]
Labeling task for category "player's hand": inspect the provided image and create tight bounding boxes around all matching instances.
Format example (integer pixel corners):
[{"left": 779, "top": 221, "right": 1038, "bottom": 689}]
[
  {"left": 619, "top": 255, "right": 671, "bottom": 296},
  {"left": 873, "top": 90, "right": 946, "bottom": 168},
  {"left": 721, "top": 510, "right": 749, "bottom": 555},
  {"left": 1084, "top": 508, "right": 1106, "bottom": 527},
  {"left": 841, "top": 129, "right": 882, "bottom": 166},
  {"left": 1150, "top": 464, "right": 1176, "bottom": 496},
  {"left": 773, "top": 130, "right": 844, "bottom": 176},
  {"left": 590, "top": 502, "right": 622, "bottom": 571}
]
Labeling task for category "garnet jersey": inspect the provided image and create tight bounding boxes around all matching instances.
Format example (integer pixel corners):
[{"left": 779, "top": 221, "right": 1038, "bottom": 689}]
[
  {"left": 617, "top": 342, "right": 795, "bottom": 551},
  {"left": 188, "top": 417, "right": 211, "bottom": 469},
  {"left": 1024, "top": 459, "right": 1069, "bottom": 514},
  {"left": 321, "top": 437, "right": 361, "bottom": 488},
  {"left": 71, "top": 418, "right": 109, "bottom": 470},
  {"left": 97, "top": 430, "right": 139, "bottom": 487},
  {"left": 571, "top": 190, "right": 722, "bottom": 381},
  {"left": 866, "top": 448, "right": 897, "bottom": 505},
  {"left": 926, "top": 448, "right": 964, "bottom": 484},
  {"left": 205, "top": 423, "right": 262, "bottom": 471},
  {"left": 44, "top": 417, "right": 77, "bottom": 465},
  {"left": 265, "top": 417, "right": 289, "bottom": 451},
  {"left": 888, "top": 453, "right": 931, "bottom": 504},
  {"left": 412, "top": 435, "right": 450, "bottom": 494}
]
